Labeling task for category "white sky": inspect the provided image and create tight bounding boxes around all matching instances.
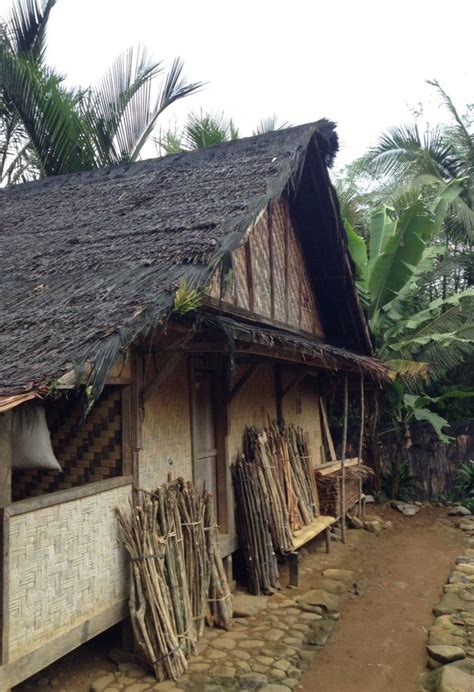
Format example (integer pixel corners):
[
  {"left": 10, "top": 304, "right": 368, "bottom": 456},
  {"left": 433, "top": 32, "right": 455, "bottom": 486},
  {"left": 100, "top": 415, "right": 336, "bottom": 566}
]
[{"left": 2, "top": 0, "right": 473, "bottom": 168}]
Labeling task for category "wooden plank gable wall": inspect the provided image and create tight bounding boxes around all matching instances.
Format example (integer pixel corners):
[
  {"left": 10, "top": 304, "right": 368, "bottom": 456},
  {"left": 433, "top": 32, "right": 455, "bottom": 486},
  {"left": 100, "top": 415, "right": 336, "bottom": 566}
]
[{"left": 210, "top": 196, "right": 325, "bottom": 337}]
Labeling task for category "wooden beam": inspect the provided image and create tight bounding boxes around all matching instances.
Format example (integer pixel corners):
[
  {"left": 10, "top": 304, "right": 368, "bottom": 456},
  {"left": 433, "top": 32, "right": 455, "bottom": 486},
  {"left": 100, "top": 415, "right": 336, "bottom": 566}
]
[
  {"left": 215, "top": 357, "right": 231, "bottom": 533},
  {"left": 319, "top": 397, "right": 337, "bottom": 462},
  {"left": 340, "top": 376, "right": 348, "bottom": 544},
  {"left": 142, "top": 352, "right": 184, "bottom": 402},
  {"left": 202, "top": 297, "right": 325, "bottom": 343},
  {"left": 315, "top": 458, "right": 359, "bottom": 476},
  {"left": 0, "top": 411, "right": 12, "bottom": 509},
  {"left": 0, "top": 600, "right": 128, "bottom": 690},
  {"left": 245, "top": 240, "right": 254, "bottom": 313},
  {"left": 131, "top": 350, "right": 143, "bottom": 491},
  {"left": 0, "top": 411, "right": 12, "bottom": 668},
  {"left": 284, "top": 208, "right": 290, "bottom": 324},
  {"left": 268, "top": 209, "right": 276, "bottom": 320},
  {"left": 8, "top": 477, "right": 133, "bottom": 517},
  {"left": 275, "top": 364, "right": 283, "bottom": 427},
  {"left": 229, "top": 364, "right": 260, "bottom": 402},
  {"left": 282, "top": 370, "right": 308, "bottom": 397},
  {"left": 121, "top": 386, "right": 132, "bottom": 477}
]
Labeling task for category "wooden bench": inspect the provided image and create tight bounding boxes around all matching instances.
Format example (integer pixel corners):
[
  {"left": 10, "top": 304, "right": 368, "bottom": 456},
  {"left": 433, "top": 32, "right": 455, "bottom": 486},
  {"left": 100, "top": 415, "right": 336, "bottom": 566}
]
[{"left": 287, "top": 515, "right": 336, "bottom": 587}]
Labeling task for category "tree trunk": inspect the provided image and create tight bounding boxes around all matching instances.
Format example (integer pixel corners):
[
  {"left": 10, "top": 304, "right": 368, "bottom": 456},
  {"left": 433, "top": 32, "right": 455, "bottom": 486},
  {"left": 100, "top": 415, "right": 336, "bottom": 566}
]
[{"left": 365, "top": 392, "right": 382, "bottom": 492}]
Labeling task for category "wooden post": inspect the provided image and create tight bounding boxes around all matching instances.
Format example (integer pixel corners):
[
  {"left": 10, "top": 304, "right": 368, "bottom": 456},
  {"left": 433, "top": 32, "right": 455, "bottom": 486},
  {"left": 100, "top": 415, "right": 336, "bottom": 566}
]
[
  {"left": 357, "top": 374, "right": 365, "bottom": 518},
  {"left": 275, "top": 364, "right": 283, "bottom": 428},
  {"left": 0, "top": 410, "right": 13, "bottom": 674},
  {"left": 215, "top": 356, "right": 230, "bottom": 534},
  {"left": 340, "top": 377, "right": 348, "bottom": 543},
  {"left": 130, "top": 350, "right": 143, "bottom": 494},
  {"left": 325, "top": 526, "right": 331, "bottom": 553}
]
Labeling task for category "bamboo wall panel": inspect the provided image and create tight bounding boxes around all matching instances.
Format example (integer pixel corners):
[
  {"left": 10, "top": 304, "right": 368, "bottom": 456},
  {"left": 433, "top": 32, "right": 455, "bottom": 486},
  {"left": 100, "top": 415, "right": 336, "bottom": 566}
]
[
  {"left": 233, "top": 244, "right": 250, "bottom": 310},
  {"left": 228, "top": 364, "right": 277, "bottom": 463},
  {"left": 250, "top": 217, "right": 272, "bottom": 316},
  {"left": 8, "top": 484, "right": 131, "bottom": 660},
  {"left": 140, "top": 360, "right": 193, "bottom": 490},
  {"left": 12, "top": 387, "right": 123, "bottom": 501},
  {"left": 271, "top": 202, "right": 288, "bottom": 322},
  {"left": 282, "top": 378, "right": 323, "bottom": 467},
  {"left": 207, "top": 197, "right": 325, "bottom": 337}
]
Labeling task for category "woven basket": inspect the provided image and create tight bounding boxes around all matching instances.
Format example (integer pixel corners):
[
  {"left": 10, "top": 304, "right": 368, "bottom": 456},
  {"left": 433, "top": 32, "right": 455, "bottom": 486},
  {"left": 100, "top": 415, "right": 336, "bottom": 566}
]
[{"left": 316, "top": 464, "right": 371, "bottom": 518}]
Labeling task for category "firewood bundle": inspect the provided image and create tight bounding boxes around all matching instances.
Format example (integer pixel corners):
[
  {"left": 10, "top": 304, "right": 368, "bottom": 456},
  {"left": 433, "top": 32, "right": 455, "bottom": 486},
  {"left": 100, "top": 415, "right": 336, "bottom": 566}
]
[
  {"left": 116, "top": 480, "right": 232, "bottom": 681},
  {"left": 232, "top": 451, "right": 281, "bottom": 595},
  {"left": 232, "top": 422, "right": 320, "bottom": 594}
]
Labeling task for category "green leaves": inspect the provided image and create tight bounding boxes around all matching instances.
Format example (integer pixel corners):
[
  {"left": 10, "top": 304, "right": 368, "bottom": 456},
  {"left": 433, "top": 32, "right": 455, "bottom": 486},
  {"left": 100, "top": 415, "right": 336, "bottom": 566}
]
[
  {"left": 403, "top": 394, "right": 453, "bottom": 443},
  {"left": 1, "top": 1, "right": 203, "bottom": 180},
  {"left": 369, "top": 206, "right": 396, "bottom": 262},
  {"left": 368, "top": 197, "right": 433, "bottom": 321},
  {"left": 344, "top": 219, "right": 367, "bottom": 282}
]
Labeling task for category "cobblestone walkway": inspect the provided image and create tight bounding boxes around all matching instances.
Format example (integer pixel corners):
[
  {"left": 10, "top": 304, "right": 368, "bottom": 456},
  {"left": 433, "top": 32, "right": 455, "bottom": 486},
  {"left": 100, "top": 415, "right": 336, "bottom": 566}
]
[
  {"left": 90, "top": 569, "right": 352, "bottom": 692},
  {"left": 422, "top": 513, "right": 474, "bottom": 691}
]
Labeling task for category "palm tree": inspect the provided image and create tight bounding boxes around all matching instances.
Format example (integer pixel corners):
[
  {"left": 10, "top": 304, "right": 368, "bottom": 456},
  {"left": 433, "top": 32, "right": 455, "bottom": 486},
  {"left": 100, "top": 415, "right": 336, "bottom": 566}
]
[
  {"left": 156, "top": 111, "right": 239, "bottom": 155},
  {"left": 156, "top": 112, "right": 291, "bottom": 155},
  {"left": 0, "top": 0, "right": 203, "bottom": 183}
]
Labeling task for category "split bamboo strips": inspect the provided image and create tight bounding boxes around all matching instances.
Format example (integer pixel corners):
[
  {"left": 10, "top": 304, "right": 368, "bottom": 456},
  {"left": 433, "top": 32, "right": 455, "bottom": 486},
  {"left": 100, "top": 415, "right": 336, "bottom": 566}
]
[
  {"left": 316, "top": 464, "right": 372, "bottom": 518},
  {"left": 232, "top": 422, "right": 320, "bottom": 594},
  {"left": 116, "top": 479, "right": 232, "bottom": 682}
]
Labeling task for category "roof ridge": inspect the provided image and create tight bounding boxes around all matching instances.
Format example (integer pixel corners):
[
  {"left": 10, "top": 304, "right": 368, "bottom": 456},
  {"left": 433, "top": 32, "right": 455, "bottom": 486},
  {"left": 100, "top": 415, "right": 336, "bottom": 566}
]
[{"left": 0, "top": 120, "right": 335, "bottom": 196}]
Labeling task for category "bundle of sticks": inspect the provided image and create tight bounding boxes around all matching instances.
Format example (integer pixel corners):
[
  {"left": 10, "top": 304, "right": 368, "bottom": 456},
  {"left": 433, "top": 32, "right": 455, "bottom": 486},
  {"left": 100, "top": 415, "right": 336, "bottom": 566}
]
[
  {"left": 232, "top": 422, "right": 320, "bottom": 594},
  {"left": 116, "top": 479, "right": 232, "bottom": 681},
  {"left": 316, "top": 463, "right": 372, "bottom": 517},
  {"left": 232, "top": 451, "right": 280, "bottom": 595}
]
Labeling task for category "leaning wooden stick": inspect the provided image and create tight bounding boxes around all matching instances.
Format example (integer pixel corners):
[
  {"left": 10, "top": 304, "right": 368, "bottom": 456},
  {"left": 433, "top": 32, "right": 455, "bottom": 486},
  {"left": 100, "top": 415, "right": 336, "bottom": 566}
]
[
  {"left": 358, "top": 374, "right": 365, "bottom": 517},
  {"left": 340, "top": 376, "right": 348, "bottom": 543}
]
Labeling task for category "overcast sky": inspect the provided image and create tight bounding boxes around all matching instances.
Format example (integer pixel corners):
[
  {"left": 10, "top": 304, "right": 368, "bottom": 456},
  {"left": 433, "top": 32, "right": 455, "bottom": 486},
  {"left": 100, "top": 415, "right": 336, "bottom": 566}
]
[{"left": 2, "top": 0, "right": 472, "bottom": 168}]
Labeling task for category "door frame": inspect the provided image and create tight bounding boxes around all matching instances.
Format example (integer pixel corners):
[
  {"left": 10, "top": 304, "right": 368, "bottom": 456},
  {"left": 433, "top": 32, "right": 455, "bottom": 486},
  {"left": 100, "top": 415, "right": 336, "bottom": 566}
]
[{"left": 188, "top": 355, "right": 230, "bottom": 533}]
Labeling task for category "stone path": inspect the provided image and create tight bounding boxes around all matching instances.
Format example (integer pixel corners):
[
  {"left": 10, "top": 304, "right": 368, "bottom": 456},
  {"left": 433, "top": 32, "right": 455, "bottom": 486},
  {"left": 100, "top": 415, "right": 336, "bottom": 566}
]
[
  {"left": 422, "top": 512, "right": 474, "bottom": 691},
  {"left": 90, "top": 569, "right": 355, "bottom": 692}
]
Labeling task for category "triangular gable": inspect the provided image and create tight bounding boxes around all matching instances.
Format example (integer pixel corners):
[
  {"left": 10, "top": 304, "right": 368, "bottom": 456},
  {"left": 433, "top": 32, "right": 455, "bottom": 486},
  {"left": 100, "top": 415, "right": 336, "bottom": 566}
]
[{"left": 209, "top": 196, "right": 325, "bottom": 337}]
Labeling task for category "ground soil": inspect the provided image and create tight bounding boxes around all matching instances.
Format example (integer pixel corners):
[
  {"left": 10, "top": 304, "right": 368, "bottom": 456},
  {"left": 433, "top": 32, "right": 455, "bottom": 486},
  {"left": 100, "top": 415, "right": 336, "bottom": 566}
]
[
  {"left": 299, "top": 505, "right": 464, "bottom": 692},
  {"left": 14, "top": 505, "right": 464, "bottom": 692}
]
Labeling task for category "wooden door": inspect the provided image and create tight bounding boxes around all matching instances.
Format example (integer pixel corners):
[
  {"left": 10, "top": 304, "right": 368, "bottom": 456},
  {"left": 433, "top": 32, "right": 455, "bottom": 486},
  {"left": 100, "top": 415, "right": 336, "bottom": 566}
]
[{"left": 190, "top": 358, "right": 217, "bottom": 497}]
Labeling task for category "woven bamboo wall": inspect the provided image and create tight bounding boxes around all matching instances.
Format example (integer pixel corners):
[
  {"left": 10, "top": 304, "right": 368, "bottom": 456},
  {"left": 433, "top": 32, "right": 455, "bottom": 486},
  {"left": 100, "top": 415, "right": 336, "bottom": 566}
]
[
  {"left": 140, "top": 359, "right": 193, "bottom": 491},
  {"left": 282, "top": 377, "right": 323, "bottom": 467},
  {"left": 208, "top": 197, "right": 324, "bottom": 337},
  {"left": 12, "top": 387, "right": 123, "bottom": 501},
  {"left": 228, "top": 363, "right": 277, "bottom": 464},
  {"left": 8, "top": 483, "right": 131, "bottom": 661},
  {"left": 233, "top": 245, "right": 250, "bottom": 310},
  {"left": 249, "top": 215, "right": 272, "bottom": 316},
  {"left": 271, "top": 203, "right": 287, "bottom": 323}
]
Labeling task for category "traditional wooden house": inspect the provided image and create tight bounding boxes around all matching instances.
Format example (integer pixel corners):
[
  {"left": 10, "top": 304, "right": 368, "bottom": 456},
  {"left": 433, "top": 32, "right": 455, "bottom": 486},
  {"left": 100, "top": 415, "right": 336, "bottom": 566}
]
[{"left": 0, "top": 120, "right": 386, "bottom": 688}]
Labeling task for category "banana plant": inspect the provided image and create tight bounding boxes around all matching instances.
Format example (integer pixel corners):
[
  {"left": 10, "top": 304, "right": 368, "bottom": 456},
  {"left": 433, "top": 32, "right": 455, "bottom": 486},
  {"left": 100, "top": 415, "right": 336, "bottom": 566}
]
[
  {"left": 345, "top": 180, "right": 474, "bottom": 496},
  {"left": 346, "top": 180, "right": 474, "bottom": 381}
]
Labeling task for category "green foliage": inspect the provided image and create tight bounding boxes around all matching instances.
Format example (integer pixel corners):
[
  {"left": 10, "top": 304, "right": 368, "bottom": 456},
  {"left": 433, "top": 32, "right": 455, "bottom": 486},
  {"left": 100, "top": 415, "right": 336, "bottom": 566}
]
[
  {"left": 156, "top": 111, "right": 238, "bottom": 154},
  {"left": 456, "top": 460, "right": 474, "bottom": 499},
  {"left": 172, "top": 282, "right": 204, "bottom": 316},
  {"left": 382, "top": 463, "right": 418, "bottom": 501},
  {"left": 252, "top": 115, "right": 291, "bottom": 136},
  {"left": 156, "top": 111, "right": 291, "bottom": 155},
  {"left": 0, "top": 0, "right": 202, "bottom": 182}
]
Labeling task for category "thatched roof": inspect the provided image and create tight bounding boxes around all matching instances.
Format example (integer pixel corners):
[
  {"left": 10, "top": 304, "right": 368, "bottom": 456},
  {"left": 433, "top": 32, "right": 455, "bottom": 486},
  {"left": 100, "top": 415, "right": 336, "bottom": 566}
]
[
  {"left": 0, "top": 120, "right": 375, "bottom": 399},
  {"left": 204, "top": 315, "right": 387, "bottom": 383}
]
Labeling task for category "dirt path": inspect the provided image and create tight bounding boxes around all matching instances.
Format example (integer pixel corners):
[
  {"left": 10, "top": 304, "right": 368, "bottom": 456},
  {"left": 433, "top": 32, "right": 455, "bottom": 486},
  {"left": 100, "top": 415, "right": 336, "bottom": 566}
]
[{"left": 299, "top": 506, "right": 465, "bottom": 692}]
